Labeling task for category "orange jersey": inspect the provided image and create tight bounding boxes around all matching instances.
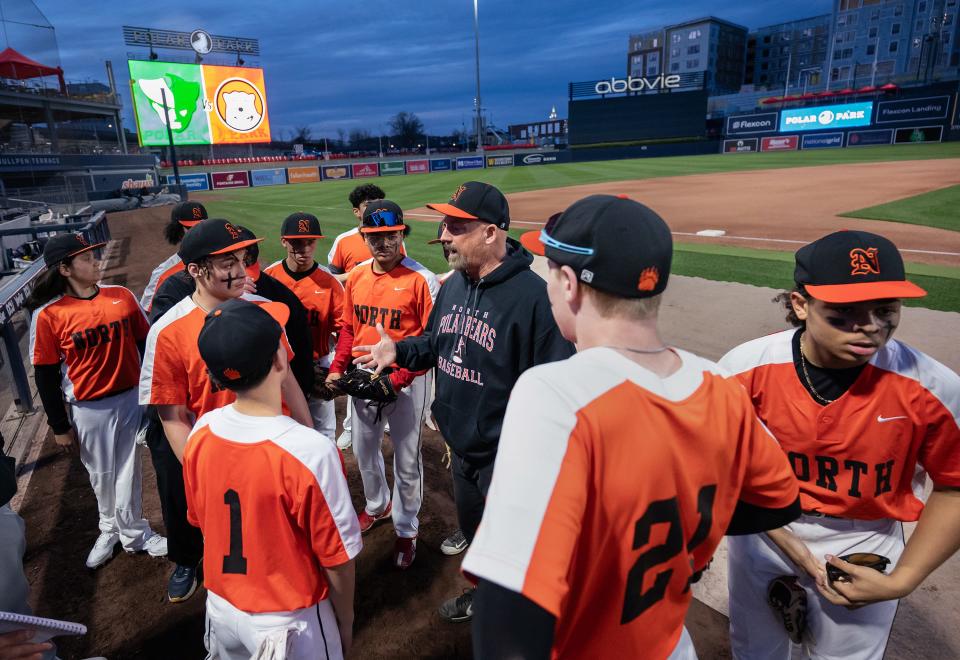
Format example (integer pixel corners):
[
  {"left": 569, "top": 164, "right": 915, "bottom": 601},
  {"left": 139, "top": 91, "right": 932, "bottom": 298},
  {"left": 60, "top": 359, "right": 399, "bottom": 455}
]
[
  {"left": 141, "top": 253, "right": 185, "bottom": 312},
  {"left": 720, "top": 329, "right": 960, "bottom": 521},
  {"left": 341, "top": 257, "right": 438, "bottom": 357},
  {"left": 30, "top": 285, "right": 149, "bottom": 402},
  {"left": 326, "top": 227, "right": 406, "bottom": 274},
  {"left": 263, "top": 260, "right": 344, "bottom": 358},
  {"left": 140, "top": 294, "right": 293, "bottom": 419},
  {"left": 462, "top": 347, "right": 799, "bottom": 659},
  {"left": 184, "top": 405, "right": 362, "bottom": 612}
]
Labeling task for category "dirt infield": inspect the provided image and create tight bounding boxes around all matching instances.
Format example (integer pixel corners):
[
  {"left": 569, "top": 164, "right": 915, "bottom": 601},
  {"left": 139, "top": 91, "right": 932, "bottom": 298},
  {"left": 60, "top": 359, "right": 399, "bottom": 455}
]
[
  {"left": 15, "top": 158, "right": 959, "bottom": 658},
  {"left": 411, "top": 158, "right": 960, "bottom": 265}
]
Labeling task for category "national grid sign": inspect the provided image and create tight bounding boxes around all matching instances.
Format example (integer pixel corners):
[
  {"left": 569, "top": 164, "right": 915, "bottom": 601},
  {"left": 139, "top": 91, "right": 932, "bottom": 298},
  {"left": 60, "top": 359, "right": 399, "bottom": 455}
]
[{"left": 779, "top": 102, "right": 873, "bottom": 132}]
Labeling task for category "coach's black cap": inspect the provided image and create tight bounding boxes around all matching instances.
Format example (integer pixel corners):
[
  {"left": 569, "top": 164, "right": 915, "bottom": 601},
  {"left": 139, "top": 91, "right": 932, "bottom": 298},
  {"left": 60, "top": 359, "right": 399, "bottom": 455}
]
[
  {"left": 42, "top": 232, "right": 106, "bottom": 266},
  {"left": 521, "top": 194, "right": 672, "bottom": 299},
  {"left": 427, "top": 181, "right": 510, "bottom": 230},
  {"left": 178, "top": 218, "right": 264, "bottom": 265},
  {"left": 795, "top": 230, "right": 926, "bottom": 303},
  {"left": 172, "top": 201, "right": 208, "bottom": 228},
  {"left": 281, "top": 212, "right": 324, "bottom": 239},
  {"left": 198, "top": 299, "right": 291, "bottom": 389},
  {"left": 360, "top": 199, "right": 407, "bottom": 233},
  {"left": 427, "top": 223, "right": 443, "bottom": 245}
]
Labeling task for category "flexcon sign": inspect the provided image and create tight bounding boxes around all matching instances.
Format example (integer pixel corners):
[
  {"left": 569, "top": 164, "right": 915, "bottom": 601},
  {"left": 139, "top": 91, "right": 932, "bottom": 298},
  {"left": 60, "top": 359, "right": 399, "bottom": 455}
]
[
  {"left": 128, "top": 60, "right": 271, "bottom": 146},
  {"left": 779, "top": 102, "right": 873, "bottom": 132}
]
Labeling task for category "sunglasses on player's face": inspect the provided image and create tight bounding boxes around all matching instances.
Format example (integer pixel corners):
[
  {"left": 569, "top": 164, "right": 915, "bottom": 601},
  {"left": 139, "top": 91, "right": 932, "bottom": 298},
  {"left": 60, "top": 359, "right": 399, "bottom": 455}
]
[
  {"left": 539, "top": 212, "right": 594, "bottom": 256},
  {"left": 365, "top": 209, "right": 402, "bottom": 228},
  {"left": 826, "top": 552, "right": 891, "bottom": 583}
]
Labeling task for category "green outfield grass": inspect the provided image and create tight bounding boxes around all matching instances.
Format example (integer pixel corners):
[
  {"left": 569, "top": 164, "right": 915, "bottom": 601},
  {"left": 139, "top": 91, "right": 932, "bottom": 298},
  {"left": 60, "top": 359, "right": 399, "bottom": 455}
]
[
  {"left": 673, "top": 242, "right": 960, "bottom": 313},
  {"left": 839, "top": 184, "right": 960, "bottom": 232},
  {"left": 190, "top": 143, "right": 960, "bottom": 310}
]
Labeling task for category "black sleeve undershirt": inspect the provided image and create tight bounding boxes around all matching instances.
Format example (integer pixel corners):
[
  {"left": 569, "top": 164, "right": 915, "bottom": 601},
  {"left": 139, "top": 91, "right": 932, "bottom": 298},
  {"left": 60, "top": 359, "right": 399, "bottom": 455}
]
[
  {"left": 34, "top": 363, "right": 72, "bottom": 435},
  {"left": 473, "top": 578, "right": 555, "bottom": 659},
  {"left": 726, "top": 495, "right": 802, "bottom": 535}
]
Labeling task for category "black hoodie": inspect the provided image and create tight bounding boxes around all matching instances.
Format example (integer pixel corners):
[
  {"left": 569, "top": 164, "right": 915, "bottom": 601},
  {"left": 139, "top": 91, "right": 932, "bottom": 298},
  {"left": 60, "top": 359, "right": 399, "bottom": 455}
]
[{"left": 395, "top": 238, "right": 574, "bottom": 464}]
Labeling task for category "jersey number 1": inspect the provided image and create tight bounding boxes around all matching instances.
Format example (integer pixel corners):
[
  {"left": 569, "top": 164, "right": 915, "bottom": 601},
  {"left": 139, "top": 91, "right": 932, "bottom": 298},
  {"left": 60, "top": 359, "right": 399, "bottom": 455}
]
[
  {"left": 223, "top": 489, "right": 248, "bottom": 575},
  {"left": 621, "top": 484, "right": 717, "bottom": 625}
]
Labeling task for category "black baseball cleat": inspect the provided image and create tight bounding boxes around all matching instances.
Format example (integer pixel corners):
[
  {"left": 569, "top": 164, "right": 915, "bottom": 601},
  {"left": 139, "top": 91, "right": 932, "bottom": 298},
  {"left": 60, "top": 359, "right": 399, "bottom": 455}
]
[
  {"left": 438, "top": 588, "right": 475, "bottom": 623},
  {"left": 168, "top": 563, "right": 202, "bottom": 603}
]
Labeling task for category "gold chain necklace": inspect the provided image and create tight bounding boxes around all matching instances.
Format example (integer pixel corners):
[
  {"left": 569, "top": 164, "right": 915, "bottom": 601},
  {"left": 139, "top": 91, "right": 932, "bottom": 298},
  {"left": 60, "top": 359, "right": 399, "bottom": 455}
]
[{"left": 798, "top": 333, "right": 835, "bottom": 405}]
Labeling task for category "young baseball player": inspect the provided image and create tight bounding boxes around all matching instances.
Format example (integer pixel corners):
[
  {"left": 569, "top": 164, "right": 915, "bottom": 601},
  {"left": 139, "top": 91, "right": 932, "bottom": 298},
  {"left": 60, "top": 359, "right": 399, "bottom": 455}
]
[
  {"left": 140, "top": 218, "right": 313, "bottom": 600},
  {"left": 185, "top": 299, "right": 361, "bottom": 660},
  {"left": 328, "top": 184, "right": 405, "bottom": 449},
  {"left": 27, "top": 233, "right": 167, "bottom": 568},
  {"left": 264, "top": 212, "right": 344, "bottom": 440},
  {"left": 461, "top": 195, "right": 802, "bottom": 658},
  {"left": 720, "top": 230, "right": 960, "bottom": 660},
  {"left": 327, "top": 200, "right": 438, "bottom": 569},
  {"left": 141, "top": 200, "right": 207, "bottom": 313}
]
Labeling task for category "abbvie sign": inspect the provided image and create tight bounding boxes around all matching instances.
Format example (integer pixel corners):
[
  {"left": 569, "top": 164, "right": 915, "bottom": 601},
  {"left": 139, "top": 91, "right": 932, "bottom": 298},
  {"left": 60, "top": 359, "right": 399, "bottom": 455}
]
[{"left": 594, "top": 74, "right": 681, "bottom": 95}]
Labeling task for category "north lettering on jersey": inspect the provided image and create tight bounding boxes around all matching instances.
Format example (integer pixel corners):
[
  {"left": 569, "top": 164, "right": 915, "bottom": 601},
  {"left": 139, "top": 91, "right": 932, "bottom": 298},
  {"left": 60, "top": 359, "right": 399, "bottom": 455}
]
[
  {"left": 787, "top": 451, "right": 896, "bottom": 498},
  {"left": 71, "top": 318, "right": 133, "bottom": 350},
  {"left": 353, "top": 304, "right": 402, "bottom": 330}
]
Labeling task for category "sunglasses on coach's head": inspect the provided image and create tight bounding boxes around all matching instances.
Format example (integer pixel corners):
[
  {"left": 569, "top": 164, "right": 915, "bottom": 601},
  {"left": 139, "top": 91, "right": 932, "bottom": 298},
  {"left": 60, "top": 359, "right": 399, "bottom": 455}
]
[
  {"left": 539, "top": 212, "right": 594, "bottom": 256},
  {"left": 366, "top": 210, "right": 402, "bottom": 228},
  {"left": 825, "top": 552, "right": 891, "bottom": 584}
]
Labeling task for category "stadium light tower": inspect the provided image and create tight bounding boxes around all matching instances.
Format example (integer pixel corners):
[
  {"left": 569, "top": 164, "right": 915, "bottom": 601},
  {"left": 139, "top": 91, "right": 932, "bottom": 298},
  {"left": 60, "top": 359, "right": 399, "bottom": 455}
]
[{"left": 473, "top": 0, "right": 482, "bottom": 153}]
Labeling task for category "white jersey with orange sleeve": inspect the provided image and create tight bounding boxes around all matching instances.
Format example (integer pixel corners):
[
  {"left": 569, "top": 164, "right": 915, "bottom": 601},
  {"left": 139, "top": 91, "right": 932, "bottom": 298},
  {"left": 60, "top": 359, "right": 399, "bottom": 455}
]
[
  {"left": 140, "top": 253, "right": 185, "bottom": 313},
  {"left": 720, "top": 328, "right": 960, "bottom": 519},
  {"left": 30, "top": 284, "right": 149, "bottom": 401},
  {"left": 462, "top": 347, "right": 799, "bottom": 659},
  {"left": 139, "top": 294, "right": 294, "bottom": 420}
]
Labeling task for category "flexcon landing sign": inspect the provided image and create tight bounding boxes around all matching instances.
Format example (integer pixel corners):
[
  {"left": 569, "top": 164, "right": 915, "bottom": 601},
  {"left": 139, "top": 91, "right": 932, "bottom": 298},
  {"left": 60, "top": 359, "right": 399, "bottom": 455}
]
[
  {"left": 779, "top": 102, "right": 873, "bottom": 132},
  {"left": 128, "top": 60, "right": 272, "bottom": 146}
]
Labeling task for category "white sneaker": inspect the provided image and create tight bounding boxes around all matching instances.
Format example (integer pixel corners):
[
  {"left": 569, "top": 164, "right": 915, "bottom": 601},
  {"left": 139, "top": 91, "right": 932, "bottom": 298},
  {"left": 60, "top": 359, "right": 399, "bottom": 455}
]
[
  {"left": 139, "top": 533, "right": 168, "bottom": 558},
  {"left": 336, "top": 430, "right": 352, "bottom": 450},
  {"left": 86, "top": 532, "right": 119, "bottom": 569}
]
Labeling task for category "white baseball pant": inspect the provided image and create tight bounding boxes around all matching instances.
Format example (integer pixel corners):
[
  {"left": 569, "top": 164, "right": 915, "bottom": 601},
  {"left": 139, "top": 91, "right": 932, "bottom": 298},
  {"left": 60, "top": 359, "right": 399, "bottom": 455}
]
[
  {"left": 351, "top": 371, "right": 431, "bottom": 538},
  {"left": 204, "top": 591, "right": 343, "bottom": 660},
  {"left": 71, "top": 387, "right": 154, "bottom": 550},
  {"left": 309, "top": 354, "right": 336, "bottom": 442},
  {"left": 728, "top": 514, "right": 904, "bottom": 660}
]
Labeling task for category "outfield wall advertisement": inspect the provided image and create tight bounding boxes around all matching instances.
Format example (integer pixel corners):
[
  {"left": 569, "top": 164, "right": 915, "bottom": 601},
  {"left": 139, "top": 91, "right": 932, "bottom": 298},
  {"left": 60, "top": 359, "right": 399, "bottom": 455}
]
[
  {"left": 166, "top": 173, "right": 210, "bottom": 191},
  {"left": 321, "top": 165, "right": 350, "bottom": 180},
  {"left": 486, "top": 155, "right": 514, "bottom": 168},
  {"left": 846, "top": 128, "right": 893, "bottom": 146},
  {"left": 251, "top": 168, "right": 286, "bottom": 187},
  {"left": 760, "top": 135, "right": 798, "bottom": 151},
  {"left": 726, "top": 112, "right": 778, "bottom": 135},
  {"left": 876, "top": 96, "right": 950, "bottom": 123},
  {"left": 723, "top": 138, "right": 758, "bottom": 153},
  {"left": 379, "top": 161, "right": 406, "bottom": 175},
  {"left": 128, "top": 60, "right": 272, "bottom": 146},
  {"left": 779, "top": 102, "right": 873, "bottom": 132},
  {"left": 455, "top": 156, "right": 484, "bottom": 170},
  {"left": 800, "top": 133, "right": 844, "bottom": 149},
  {"left": 352, "top": 163, "right": 379, "bottom": 178},
  {"left": 430, "top": 158, "right": 452, "bottom": 172},
  {"left": 893, "top": 125, "right": 944, "bottom": 143},
  {"left": 406, "top": 159, "right": 429, "bottom": 174},
  {"left": 211, "top": 170, "right": 250, "bottom": 189},
  {"left": 288, "top": 166, "right": 321, "bottom": 183}
]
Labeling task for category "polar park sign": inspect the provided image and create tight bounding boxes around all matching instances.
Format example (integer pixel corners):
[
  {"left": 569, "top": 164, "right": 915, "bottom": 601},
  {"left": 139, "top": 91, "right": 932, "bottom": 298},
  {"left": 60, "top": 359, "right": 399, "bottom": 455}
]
[{"left": 779, "top": 102, "right": 873, "bottom": 132}]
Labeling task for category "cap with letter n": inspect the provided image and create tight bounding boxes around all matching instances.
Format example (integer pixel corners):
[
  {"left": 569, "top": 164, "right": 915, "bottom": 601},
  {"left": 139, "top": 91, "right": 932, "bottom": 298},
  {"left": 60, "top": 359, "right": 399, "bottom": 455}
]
[
  {"left": 794, "top": 230, "right": 926, "bottom": 303},
  {"left": 360, "top": 199, "right": 406, "bottom": 233},
  {"left": 172, "top": 201, "right": 208, "bottom": 228},
  {"left": 42, "top": 232, "right": 107, "bottom": 267},
  {"left": 520, "top": 194, "right": 672, "bottom": 299},
  {"left": 198, "top": 299, "right": 291, "bottom": 389},
  {"left": 178, "top": 217, "right": 264, "bottom": 265},
  {"left": 281, "top": 211, "right": 324, "bottom": 239},
  {"left": 426, "top": 181, "right": 510, "bottom": 230}
]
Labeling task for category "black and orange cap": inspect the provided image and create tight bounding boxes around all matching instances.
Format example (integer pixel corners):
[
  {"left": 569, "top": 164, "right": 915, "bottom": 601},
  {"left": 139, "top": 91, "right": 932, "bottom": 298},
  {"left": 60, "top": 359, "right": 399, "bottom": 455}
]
[
  {"left": 520, "top": 194, "right": 672, "bottom": 299},
  {"left": 198, "top": 299, "right": 290, "bottom": 389},
  {"left": 172, "top": 201, "right": 208, "bottom": 228},
  {"left": 281, "top": 212, "right": 324, "bottom": 239},
  {"left": 42, "top": 232, "right": 106, "bottom": 266},
  {"left": 177, "top": 218, "right": 264, "bottom": 265},
  {"left": 426, "top": 181, "right": 509, "bottom": 230},
  {"left": 795, "top": 230, "right": 926, "bottom": 303},
  {"left": 360, "top": 199, "right": 407, "bottom": 234}
]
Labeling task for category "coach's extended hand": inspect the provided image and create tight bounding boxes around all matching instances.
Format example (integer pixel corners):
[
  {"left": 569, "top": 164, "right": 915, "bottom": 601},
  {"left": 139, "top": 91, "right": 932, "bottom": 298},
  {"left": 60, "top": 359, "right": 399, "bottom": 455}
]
[{"left": 352, "top": 323, "right": 396, "bottom": 376}]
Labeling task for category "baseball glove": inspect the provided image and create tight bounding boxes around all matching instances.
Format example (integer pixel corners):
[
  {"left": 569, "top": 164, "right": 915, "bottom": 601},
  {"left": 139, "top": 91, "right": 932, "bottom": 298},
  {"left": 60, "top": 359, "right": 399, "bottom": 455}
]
[
  {"left": 767, "top": 575, "right": 807, "bottom": 644},
  {"left": 311, "top": 365, "right": 340, "bottom": 401},
  {"left": 336, "top": 369, "right": 397, "bottom": 404}
]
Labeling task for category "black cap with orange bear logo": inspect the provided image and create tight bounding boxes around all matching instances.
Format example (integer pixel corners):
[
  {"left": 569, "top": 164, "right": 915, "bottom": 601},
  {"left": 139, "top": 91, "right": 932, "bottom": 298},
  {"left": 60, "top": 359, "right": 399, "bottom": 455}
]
[
  {"left": 42, "top": 232, "right": 107, "bottom": 266},
  {"left": 198, "top": 298, "right": 291, "bottom": 389},
  {"left": 794, "top": 230, "right": 926, "bottom": 303},
  {"left": 427, "top": 181, "right": 510, "bottom": 230},
  {"left": 281, "top": 212, "right": 324, "bottom": 240},
  {"left": 178, "top": 218, "right": 264, "bottom": 265},
  {"left": 521, "top": 194, "right": 672, "bottom": 300}
]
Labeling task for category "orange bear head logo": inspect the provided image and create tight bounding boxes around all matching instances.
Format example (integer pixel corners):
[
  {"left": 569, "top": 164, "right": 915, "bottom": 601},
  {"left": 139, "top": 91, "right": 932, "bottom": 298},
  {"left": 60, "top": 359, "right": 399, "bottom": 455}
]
[
  {"left": 849, "top": 247, "right": 880, "bottom": 276},
  {"left": 224, "top": 223, "right": 242, "bottom": 240},
  {"left": 298, "top": 219, "right": 310, "bottom": 233},
  {"left": 637, "top": 267, "right": 660, "bottom": 292},
  {"left": 451, "top": 184, "right": 467, "bottom": 202},
  {"left": 223, "top": 368, "right": 241, "bottom": 380}
]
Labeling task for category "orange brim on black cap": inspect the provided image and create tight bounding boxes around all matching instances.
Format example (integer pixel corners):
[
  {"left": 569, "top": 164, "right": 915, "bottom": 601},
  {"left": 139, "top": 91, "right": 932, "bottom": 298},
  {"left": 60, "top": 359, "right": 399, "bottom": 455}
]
[
  {"left": 281, "top": 233, "right": 325, "bottom": 239},
  {"left": 209, "top": 237, "right": 264, "bottom": 256},
  {"left": 258, "top": 300, "right": 291, "bottom": 328},
  {"left": 426, "top": 202, "right": 478, "bottom": 220},
  {"left": 805, "top": 280, "right": 927, "bottom": 303},
  {"left": 68, "top": 242, "right": 108, "bottom": 259},
  {"left": 359, "top": 225, "right": 407, "bottom": 234},
  {"left": 520, "top": 230, "right": 546, "bottom": 256},
  {"left": 178, "top": 219, "right": 203, "bottom": 228}
]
